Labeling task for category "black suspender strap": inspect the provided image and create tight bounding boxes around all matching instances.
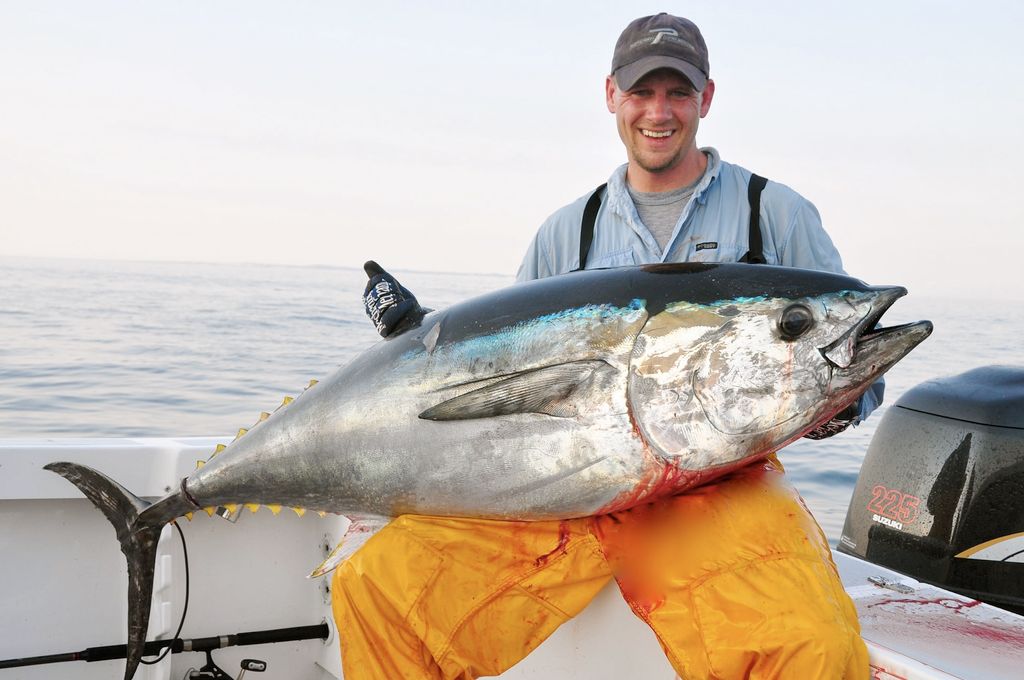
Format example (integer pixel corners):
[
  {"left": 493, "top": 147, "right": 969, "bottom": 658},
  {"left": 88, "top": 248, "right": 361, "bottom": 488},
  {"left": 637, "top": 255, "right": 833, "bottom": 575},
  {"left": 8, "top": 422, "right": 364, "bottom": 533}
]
[
  {"left": 579, "top": 174, "right": 768, "bottom": 268},
  {"left": 577, "top": 183, "right": 607, "bottom": 271},
  {"left": 741, "top": 173, "right": 768, "bottom": 264}
]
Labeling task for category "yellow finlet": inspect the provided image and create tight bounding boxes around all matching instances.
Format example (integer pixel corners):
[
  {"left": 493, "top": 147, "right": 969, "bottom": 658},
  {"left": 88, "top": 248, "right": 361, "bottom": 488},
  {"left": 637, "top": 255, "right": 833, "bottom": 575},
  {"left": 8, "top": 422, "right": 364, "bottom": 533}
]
[
  {"left": 257, "top": 411, "right": 270, "bottom": 422},
  {"left": 185, "top": 512, "right": 194, "bottom": 521},
  {"left": 307, "top": 379, "right": 319, "bottom": 389},
  {"left": 223, "top": 503, "right": 239, "bottom": 514},
  {"left": 204, "top": 507, "right": 216, "bottom": 517},
  {"left": 317, "top": 511, "right": 327, "bottom": 518},
  {"left": 213, "top": 443, "right": 226, "bottom": 455},
  {"left": 245, "top": 503, "right": 261, "bottom": 514},
  {"left": 267, "top": 504, "right": 282, "bottom": 515},
  {"left": 235, "top": 427, "right": 249, "bottom": 440},
  {"left": 292, "top": 507, "right": 307, "bottom": 517},
  {"left": 195, "top": 460, "right": 206, "bottom": 469},
  {"left": 282, "top": 396, "right": 294, "bottom": 405}
]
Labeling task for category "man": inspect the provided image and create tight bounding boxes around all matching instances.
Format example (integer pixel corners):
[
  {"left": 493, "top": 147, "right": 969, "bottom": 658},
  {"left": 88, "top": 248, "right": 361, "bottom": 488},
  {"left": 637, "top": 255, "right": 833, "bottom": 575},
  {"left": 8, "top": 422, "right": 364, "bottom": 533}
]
[{"left": 339, "top": 14, "right": 872, "bottom": 679}]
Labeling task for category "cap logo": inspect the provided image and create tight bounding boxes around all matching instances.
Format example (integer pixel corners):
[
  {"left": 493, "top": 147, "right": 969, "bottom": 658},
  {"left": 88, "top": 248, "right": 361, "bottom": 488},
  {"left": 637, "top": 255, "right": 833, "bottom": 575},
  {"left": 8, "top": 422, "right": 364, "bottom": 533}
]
[
  {"left": 612, "top": 16, "right": 709, "bottom": 87},
  {"left": 649, "top": 28, "right": 678, "bottom": 44}
]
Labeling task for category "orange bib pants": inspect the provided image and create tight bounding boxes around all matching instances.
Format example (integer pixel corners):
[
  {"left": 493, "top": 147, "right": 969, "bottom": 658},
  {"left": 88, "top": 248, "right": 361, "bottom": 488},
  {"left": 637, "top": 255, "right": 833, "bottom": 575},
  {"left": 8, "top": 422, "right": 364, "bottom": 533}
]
[{"left": 330, "top": 457, "right": 868, "bottom": 679}]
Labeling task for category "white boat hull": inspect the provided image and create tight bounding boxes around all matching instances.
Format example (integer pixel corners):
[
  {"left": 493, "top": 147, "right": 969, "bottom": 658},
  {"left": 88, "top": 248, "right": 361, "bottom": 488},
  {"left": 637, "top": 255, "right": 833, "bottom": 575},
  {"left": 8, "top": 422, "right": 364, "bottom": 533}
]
[{"left": 2, "top": 438, "right": 1022, "bottom": 679}]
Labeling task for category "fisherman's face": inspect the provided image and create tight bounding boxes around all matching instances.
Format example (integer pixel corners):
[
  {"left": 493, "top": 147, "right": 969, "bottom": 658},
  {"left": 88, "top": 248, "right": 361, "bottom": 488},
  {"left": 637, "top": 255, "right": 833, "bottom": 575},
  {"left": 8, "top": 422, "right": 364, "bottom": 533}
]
[{"left": 606, "top": 69, "right": 714, "bottom": 176}]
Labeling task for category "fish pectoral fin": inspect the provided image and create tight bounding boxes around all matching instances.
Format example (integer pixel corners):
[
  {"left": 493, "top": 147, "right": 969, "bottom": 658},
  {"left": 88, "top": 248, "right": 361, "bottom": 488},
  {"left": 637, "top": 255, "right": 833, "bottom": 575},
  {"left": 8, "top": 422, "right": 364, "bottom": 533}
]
[
  {"left": 419, "top": 360, "right": 612, "bottom": 421},
  {"left": 307, "top": 514, "right": 391, "bottom": 579}
]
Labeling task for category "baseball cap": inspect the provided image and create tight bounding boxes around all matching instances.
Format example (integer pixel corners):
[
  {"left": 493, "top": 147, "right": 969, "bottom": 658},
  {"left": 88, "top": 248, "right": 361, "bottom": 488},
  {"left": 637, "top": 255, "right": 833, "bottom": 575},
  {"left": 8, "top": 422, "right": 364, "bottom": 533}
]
[{"left": 611, "top": 13, "right": 709, "bottom": 91}]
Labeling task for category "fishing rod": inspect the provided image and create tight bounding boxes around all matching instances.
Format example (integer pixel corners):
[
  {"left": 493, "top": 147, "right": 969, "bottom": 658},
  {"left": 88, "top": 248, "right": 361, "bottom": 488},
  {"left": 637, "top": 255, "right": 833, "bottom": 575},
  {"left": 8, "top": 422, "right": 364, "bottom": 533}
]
[
  {"left": 0, "top": 623, "right": 329, "bottom": 677},
  {"left": 1, "top": 521, "right": 329, "bottom": 678}
]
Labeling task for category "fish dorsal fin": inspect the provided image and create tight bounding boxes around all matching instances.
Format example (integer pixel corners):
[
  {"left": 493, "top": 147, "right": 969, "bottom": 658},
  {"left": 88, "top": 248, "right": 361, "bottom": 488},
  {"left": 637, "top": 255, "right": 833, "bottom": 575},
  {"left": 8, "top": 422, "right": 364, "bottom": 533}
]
[
  {"left": 307, "top": 515, "right": 390, "bottom": 578},
  {"left": 419, "top": 360, "right": 612, "bottom": 421}
]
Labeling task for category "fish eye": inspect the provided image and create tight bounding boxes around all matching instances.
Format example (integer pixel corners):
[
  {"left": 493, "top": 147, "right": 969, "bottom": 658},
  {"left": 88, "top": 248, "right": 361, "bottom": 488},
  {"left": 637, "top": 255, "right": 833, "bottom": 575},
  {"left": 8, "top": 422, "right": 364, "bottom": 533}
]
[{"left": 779, "top": 304, "right": 814, "bottom": 340}]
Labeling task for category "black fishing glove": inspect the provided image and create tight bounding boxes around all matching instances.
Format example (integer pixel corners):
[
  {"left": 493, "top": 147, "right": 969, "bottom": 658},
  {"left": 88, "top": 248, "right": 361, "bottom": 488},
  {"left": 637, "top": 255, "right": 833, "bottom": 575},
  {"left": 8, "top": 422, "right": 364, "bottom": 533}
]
[
  {"left": 804, "top": 402, "right": 860, "bottom": 440},
  {"left": 363, "top": 261, "right": 423, "bottom": 337}
]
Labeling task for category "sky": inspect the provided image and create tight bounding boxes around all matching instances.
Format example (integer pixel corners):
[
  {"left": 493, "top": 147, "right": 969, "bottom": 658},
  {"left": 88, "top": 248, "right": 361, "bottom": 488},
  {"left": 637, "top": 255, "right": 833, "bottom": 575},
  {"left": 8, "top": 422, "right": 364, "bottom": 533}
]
[{"left": 2, "top": 1, "right": 1022, "bottom": 300}]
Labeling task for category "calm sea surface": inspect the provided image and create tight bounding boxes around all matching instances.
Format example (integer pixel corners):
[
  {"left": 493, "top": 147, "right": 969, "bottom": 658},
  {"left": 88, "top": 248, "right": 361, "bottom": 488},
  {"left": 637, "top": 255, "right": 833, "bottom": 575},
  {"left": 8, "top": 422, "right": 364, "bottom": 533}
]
[{"left": 2, "top": 256, "right": 1022, "bottom": 541}]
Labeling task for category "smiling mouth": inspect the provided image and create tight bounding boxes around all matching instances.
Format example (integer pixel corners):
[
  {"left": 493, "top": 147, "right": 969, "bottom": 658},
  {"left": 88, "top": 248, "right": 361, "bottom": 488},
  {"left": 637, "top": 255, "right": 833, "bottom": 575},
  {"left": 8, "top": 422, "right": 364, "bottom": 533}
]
[{"left": 641, "top": 129, "right": 674, "bottom": 138}]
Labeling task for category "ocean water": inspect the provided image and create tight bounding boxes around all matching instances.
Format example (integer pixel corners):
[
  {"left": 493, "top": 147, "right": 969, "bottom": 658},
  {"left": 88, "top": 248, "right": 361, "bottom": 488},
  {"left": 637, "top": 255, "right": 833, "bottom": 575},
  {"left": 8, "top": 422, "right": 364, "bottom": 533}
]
[{"left": 2, "top": 256, "right": 1022, "bottom": 541}]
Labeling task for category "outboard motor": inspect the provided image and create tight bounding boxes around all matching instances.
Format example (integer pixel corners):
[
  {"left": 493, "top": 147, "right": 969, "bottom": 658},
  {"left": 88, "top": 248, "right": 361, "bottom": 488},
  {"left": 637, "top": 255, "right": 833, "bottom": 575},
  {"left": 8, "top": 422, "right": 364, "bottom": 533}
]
[{"left": 838, "top": 365, "right": 1024, "bottom": 614}]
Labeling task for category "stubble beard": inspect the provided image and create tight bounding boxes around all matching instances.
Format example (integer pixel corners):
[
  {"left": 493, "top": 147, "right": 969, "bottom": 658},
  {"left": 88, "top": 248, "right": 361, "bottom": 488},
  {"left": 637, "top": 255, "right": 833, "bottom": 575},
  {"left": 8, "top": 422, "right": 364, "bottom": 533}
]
[{"left": 632, "top": 145, "right": 685, "bottom": 175}]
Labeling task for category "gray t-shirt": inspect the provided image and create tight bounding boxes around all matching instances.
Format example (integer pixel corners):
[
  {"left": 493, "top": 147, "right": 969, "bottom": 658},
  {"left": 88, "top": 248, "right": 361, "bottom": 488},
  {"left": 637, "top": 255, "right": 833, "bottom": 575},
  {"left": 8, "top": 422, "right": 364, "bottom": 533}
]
[{"left": 626, "top": 156, "right": 713, "bottom": 250}]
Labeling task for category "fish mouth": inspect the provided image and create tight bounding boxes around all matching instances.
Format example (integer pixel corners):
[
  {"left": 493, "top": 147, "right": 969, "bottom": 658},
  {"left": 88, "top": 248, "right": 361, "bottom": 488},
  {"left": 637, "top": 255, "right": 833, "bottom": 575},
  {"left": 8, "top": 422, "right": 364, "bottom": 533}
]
[{"left": 821, "top": 286, "right": 933, "bottom": 371}]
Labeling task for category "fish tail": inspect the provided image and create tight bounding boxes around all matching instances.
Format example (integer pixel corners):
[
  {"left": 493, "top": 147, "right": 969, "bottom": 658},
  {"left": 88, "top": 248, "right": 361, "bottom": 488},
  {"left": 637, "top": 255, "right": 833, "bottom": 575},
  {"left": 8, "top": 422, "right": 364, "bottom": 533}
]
[{"left": 44, "top": 462, "right": 186, "bottom": 680}]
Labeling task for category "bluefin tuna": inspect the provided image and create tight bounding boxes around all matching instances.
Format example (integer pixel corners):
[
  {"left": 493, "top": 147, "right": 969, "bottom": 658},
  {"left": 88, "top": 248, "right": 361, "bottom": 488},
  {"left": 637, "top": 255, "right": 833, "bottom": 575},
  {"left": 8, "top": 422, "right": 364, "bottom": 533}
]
[{"left": 46, "top": 262, "right": 931, "bottom": 679}]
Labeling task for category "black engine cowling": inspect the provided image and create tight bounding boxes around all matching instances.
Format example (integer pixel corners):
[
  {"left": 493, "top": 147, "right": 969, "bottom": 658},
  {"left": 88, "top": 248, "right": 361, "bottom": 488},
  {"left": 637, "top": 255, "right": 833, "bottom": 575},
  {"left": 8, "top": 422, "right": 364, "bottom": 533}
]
[{"left": 838, "top": 365, "right": 1024, "bottom": 614}]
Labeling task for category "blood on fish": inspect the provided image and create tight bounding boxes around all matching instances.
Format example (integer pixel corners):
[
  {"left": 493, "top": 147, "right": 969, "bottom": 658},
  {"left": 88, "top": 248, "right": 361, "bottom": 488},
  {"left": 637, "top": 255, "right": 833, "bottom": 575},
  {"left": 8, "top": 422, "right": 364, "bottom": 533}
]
[
  {"left": 597, "top": 404, "right": 702, "bottom": 512},
  {"left": 597, "top": 455, "right": 701, "bottom": 514}
]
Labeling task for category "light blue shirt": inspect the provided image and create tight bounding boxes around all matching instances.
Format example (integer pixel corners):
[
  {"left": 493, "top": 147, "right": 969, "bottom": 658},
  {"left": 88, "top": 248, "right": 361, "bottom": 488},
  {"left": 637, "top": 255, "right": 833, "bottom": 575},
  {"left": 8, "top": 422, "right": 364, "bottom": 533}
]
[{"left": 516, "top": 147, "right": 881, "bottom": 423}]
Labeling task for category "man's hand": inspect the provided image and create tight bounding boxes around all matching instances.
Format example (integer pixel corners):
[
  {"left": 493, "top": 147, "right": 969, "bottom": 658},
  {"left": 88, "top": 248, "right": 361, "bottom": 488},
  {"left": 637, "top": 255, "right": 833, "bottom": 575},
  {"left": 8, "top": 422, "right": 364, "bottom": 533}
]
[
  {"left": 363, "top": 261, "right": 422, "bottom": 337},
  {"left": 803, "top": 402, "right": 859, "bottom": 440}
]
